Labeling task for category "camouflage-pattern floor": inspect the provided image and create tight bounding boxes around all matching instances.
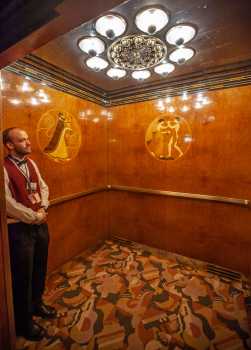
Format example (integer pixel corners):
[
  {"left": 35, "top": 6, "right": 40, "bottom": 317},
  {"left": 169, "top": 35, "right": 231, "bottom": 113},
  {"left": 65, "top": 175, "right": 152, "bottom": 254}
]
[{"left": 17, "top": 240, "right": 251, "bottom": 350}]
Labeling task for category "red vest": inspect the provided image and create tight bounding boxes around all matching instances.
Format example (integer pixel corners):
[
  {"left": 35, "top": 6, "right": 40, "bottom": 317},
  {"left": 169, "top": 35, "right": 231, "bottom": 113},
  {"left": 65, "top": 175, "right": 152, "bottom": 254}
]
[{"left": 4, "top": 157, "right": 42, "bottom": 211}]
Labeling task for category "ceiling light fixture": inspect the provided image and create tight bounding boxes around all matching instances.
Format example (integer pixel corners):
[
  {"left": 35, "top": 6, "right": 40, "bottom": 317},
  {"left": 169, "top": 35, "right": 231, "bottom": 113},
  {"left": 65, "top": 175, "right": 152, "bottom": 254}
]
[
  {"left": 108, "top": 35, "right": 167, "bottom": 70},
  {"left": 86, "top": 57, "right": 108, "bottom": 71},
  {"left": 169, "top": 47, "right": 195, "bottom": 64},
  {"left": 78, "top": 37, "right": 105, "bottom": 56},
  {"left": 80, "top": 8, "right": 197, "bottom": 81},
  {"left": 135, "top": 7, "right": 169, "bottom": 35},
  {"left": 106, "top": 67, "right": 126, "bottom": 79},
  {"left": 154, "top": 62, "right": 175, "bottom": 76},
  {"left": 166, "top": 25, "right": 196, "bottom": 46},
  {"left": 95, "top": 14, "right": 126, "bottom": 40},
  {"left": 132, "top": 70, "right": 151, "bottom": 80}
]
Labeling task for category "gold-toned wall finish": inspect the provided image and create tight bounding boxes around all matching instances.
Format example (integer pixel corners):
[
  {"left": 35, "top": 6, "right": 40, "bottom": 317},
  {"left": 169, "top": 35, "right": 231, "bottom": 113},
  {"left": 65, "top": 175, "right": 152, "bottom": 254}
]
[
  {"left": 109, "top": 85, "right": 251, "bottom": 275},
  {"left": 2, "top": 70, "right": 109, "bottom": 271},
  {"left": 48, "top": 193, "right": 107, "bottom": 271},
  {"left": 3, "top": 70, "right": 251, "bottom": 276},
  {"left": 0, "top": 72, "right": 15, "bottom": 350}
]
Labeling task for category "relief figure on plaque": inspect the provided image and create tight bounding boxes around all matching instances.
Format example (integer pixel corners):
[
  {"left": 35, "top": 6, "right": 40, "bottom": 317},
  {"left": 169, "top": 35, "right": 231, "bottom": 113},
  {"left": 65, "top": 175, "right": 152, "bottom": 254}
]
[
  {"left": 146, "top": 115, "right": 192, "bottom": 161},
  {"left": 44, "top": 112, "right": 72, "bottom": 160},
  {"left": 37, "top": 109, "right": 82, "bottom": 163},
  {"left": 148, "top": 117, "right": 183, "bottom": 160}
]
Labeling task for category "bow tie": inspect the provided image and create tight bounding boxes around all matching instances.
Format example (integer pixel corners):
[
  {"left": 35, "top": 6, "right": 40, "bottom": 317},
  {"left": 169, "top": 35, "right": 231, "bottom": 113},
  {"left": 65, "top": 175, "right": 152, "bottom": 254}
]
[{"left": 17, "top": 159, "right": 27, "bottom": 166}]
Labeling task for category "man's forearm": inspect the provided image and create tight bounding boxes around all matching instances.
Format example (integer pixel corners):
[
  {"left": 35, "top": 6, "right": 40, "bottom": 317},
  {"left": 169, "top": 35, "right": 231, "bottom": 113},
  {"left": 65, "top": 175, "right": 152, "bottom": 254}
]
[{"left": 6, "top": 198, "right": 38, "bottom": 224}]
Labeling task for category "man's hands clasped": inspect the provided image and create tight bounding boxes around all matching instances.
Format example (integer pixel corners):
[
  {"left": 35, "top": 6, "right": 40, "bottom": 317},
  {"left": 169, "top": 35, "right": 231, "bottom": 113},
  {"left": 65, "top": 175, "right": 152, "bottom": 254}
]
[{"left": 34, "top": 208, "right": 48, "bottom": 224}]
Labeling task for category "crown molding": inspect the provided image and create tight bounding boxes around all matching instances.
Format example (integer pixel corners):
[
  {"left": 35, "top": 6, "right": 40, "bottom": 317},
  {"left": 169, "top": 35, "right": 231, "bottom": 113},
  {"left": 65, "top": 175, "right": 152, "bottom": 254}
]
[
  {"left": 6, "top": 54, "right": 251, "bottom": 107},
  {"left": 108, "top": 61, "right": 251, "bottom": 106},
  {"left": 6, "top": 54, "right": 109, "bottom": 106}
]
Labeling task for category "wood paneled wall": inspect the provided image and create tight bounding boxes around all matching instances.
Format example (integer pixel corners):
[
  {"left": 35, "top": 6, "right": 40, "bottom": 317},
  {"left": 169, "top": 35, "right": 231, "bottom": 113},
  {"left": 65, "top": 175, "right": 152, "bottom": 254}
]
[
  {"left": 2, "top": 70, "right": 251, "bottom": 277},
  {"left": 48, "top": 193, "right": 108, "bottom": 270},
  {"left": 108, "top": 86, "right": 251, "bottom": 275},
  {"left": 0, "top": 72, "right": 15, "bottom": 350},
  {"left": 1, "top": 70, "right": 108, "bottom": 271}
]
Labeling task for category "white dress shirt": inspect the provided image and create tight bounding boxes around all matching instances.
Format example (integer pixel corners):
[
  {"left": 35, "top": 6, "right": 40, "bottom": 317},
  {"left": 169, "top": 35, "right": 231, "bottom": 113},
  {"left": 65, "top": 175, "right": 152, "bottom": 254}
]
[{"left": 4, "top": 158, "right": 49, "bottom": 224}]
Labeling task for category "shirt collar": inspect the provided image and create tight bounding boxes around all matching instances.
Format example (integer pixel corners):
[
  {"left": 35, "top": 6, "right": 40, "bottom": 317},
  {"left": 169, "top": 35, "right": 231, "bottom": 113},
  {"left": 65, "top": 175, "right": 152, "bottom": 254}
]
[{"left": 9, "top": 155, "right": 27, "bottom": 166}]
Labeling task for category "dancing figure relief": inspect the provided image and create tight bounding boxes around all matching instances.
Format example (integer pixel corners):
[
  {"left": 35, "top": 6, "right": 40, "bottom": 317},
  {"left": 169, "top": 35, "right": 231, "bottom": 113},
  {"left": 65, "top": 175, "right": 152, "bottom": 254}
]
[
  {"left": 37, "top": 110, "right": 82, "bottom": 163},
  {"left": 146, "top": 115, "right": 191, "bottom": 161}
]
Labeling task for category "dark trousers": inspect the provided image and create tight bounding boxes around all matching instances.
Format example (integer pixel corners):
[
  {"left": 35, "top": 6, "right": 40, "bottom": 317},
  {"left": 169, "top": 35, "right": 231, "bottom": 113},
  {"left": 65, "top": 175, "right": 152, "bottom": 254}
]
[{"left": 8, "top": 222, "right": 49, "bottom": 332}]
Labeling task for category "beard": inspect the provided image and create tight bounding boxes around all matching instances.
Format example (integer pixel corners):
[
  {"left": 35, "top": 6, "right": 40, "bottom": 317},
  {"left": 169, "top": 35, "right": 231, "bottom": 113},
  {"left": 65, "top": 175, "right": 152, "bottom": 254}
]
[{"left": 14, "top": 146, "right": 31, "bottom": 157}]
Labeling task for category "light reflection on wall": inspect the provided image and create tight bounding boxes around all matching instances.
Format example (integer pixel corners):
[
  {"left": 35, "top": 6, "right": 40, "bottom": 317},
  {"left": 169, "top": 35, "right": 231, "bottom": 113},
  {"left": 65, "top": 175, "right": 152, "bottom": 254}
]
[
  {"left": 2, "top": 74, "right": 51, "bottom": 106},
  {"left": 155, "top": 91, "right": 215, "bottom": 126},
  {"left": 78, "top": 108, "right": 113, "bottom": 122}
]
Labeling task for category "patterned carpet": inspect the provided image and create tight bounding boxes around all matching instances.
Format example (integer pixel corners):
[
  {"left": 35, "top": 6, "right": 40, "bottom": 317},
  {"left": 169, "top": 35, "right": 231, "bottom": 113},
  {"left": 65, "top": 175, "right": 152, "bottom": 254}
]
[{"left": 16, "top": 239, "right": 251, "bottom": 350}]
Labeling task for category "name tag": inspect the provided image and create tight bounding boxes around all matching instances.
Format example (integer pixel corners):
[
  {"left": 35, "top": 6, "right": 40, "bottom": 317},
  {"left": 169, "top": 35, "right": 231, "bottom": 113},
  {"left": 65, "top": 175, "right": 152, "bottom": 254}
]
[
  {"left": 28, "top": 192, "right": 41, "bottom": 204},
  {"left": 30, "top": 182, "right": 37, "bottom": 192}
]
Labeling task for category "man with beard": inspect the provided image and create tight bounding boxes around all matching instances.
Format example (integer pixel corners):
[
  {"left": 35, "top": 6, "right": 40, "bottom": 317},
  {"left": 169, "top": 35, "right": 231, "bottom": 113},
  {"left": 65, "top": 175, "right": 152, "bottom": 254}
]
[{"left": 3, "top": 127, "right": 56, "bottom": 341}]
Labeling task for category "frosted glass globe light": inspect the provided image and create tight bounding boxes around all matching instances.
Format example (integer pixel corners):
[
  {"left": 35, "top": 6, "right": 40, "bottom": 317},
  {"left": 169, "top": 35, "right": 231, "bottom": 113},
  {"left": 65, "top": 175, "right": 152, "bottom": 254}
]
[
  {"left": 154, "top": 62, "right": 175, "bottom": 75},
  {"left": 169, "top": 47, "right": 195, "bottom": 64},
  {"left": 86, "top": 57, "right": 108, "bottom": 71},
  {"left": 135, "top": 8, "right": 169, "bottom": 34},
  {"left": 78, "top": 37, "right": 105, "bottom": 56},
  {"left": 166, "top": 25, "right": 196, "bottom": 46},
  {"left": 106, "top": 68, "right": 126, "bottom": 79},
  {"left": 132, "top": 70, "right": 151, "bottom": 80},
  {"left": 95, "top": 14, "right": 126, "bottom": 39}
]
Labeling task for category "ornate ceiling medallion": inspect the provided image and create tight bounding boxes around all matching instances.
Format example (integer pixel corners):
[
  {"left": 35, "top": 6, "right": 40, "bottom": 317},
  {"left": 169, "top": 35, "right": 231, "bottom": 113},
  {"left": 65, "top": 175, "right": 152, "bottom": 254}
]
[{"left": 108, "top": 35, "right": 167, "bottom": 70}]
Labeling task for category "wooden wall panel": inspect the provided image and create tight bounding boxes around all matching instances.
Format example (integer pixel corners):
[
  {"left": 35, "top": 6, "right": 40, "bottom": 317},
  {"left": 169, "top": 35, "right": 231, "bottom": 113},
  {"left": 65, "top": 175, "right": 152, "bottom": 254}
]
[
  {"left": 0, "top": 72, "right": 15, "bottom": 349},
  {"left": 2, "top": 71, "right": 108, "bottom": 197},
  {"left": 109, "top": 192, "right": 251, "bottom": 274},
  {"left": 109, "top": 87, "right": 251, "bottom": 198},
  {"left": 48, "top": 192, "right": 107, "bottom": 271},
  {"left": 109, "top": 86, "right": 251, "bottom": 275},
  {"left": 1, "top": 70, "right": 108, "bottom": 271}
]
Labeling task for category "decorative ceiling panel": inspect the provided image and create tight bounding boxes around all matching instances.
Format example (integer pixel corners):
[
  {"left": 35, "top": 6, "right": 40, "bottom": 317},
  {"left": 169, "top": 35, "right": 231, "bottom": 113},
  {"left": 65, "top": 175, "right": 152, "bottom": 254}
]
[{"left": 30, "top": 0, "right": 251, "bottom": 96}]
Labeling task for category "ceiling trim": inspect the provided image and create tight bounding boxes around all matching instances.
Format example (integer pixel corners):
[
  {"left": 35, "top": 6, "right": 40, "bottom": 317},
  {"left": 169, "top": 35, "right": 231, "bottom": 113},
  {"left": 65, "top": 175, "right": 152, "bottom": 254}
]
[
  {"left": 6, "top": 54, "right": 251, "bottom": 106},
  {"left": 109, "top": 61, "right": 251, "bottom": 106},
  {"left": 6, "top": 54, "right": 109, "bottom": 106}
]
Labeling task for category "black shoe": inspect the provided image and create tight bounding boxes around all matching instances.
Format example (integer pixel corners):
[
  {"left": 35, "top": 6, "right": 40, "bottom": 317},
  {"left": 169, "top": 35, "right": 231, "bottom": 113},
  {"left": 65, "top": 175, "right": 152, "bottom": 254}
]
[
  {"left": 17, "top": 322, "right": 45, "bottom": 341},
  {"left": 33, "top": 302, "right": 57, "bottom": 319}
]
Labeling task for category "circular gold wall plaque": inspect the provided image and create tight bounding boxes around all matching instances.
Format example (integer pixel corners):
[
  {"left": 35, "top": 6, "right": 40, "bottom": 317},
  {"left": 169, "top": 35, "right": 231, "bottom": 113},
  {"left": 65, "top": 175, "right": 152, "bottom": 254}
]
[
  {"left": 37, "top": 109, "right": 82, "bottom": 162},
  {"left": 145, "top": 115, "right": 192, "bottom": 160}
]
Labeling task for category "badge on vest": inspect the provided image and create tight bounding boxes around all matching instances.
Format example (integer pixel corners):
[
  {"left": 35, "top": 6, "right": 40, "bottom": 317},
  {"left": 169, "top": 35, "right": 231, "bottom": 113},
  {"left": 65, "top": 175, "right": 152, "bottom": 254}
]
[
  {"left": 26, "top": 182, "right": 37, "bottom": 193},
  {"left": 30, "top": 182, "right": 37, "bottom": 192},
  {"left": 28, "top": 192, "right": 41, "bottom": 204}
]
